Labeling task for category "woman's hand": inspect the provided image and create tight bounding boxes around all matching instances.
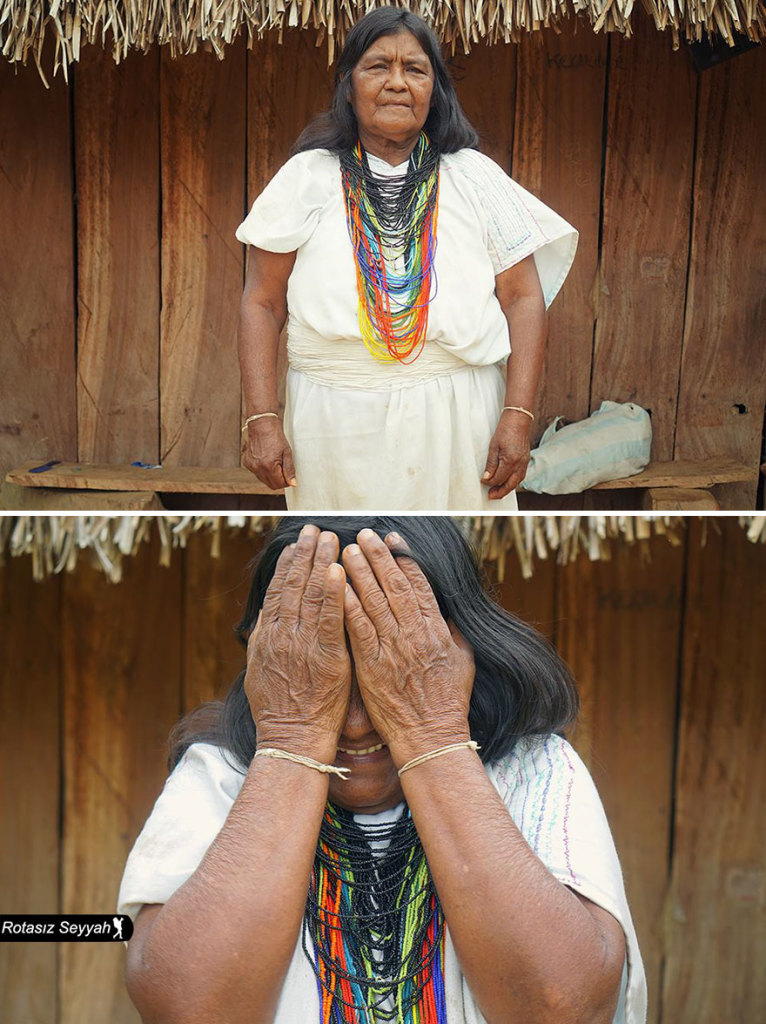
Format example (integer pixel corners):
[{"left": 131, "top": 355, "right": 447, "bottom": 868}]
[
  {"left": 245, "top": 526, "right": 350, "bottom": 761},
  {"left": 242, "top": 416, "right": 297, "bottom": 490},
  {"left": 342, "top": 529, "right": 475, "bottom": 766},
  {"left": 482, "top": 412, "right": 532, "bottom": 499}
]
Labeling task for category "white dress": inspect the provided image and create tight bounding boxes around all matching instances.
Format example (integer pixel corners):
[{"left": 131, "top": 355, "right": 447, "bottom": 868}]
[
  {"left": 235, "top": 149, "right": 578, "bottom": 511},
  {"left": 118, "top": 736, "right": 647, "bottom": 1024}
]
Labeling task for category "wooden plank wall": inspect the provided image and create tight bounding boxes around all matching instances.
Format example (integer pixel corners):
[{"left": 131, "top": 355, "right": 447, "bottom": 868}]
[
  {"left": 0, "top": 520, "right": 764, "bottom": 1022},
  {"left": 0, "top": 25, "right": 764, "bottom": 507}
]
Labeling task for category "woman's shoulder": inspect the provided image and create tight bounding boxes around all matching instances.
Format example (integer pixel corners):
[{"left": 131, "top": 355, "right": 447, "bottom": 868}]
[
  {"left": 441, "top": 147, "right": 514, "bottom": 184},
  {"left": 170, "top": 741, "right": 248, "bottom": 800},
  {"left": 274, "top": 148, "right": 339, "bottom": 182},
  {"left": 487, "top": 733, "right": 588, "bottom": 799}
]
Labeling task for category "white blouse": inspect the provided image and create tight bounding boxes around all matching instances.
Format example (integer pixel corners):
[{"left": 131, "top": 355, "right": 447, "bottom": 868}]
[
  {"left": 118, "top": 735, "right": 646, "bottom": 1024},
  {"left": 235, "top": 148, "right": 578, "bottom": 367}
]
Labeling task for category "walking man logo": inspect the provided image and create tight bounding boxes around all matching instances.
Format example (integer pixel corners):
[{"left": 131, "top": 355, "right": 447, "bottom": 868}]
[{"left": 112, "top": 916, "right": 125, "bottom": 941}]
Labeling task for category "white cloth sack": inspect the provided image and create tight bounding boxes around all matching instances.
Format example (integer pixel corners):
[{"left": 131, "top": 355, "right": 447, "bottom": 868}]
[
  {"left": 118, "top": 736, "right": 646, "bottom": 1024},
  {"left": 522, "top": 401, "right": 652, "bottom": 494}
]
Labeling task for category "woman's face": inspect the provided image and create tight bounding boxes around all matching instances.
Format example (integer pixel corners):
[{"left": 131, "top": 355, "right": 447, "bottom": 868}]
[
  {"left": 349, "top": 31, "right": 435, "bottom": 151},
  {"left": 327, "top": 654, "right": 405, "bottom": 815}
]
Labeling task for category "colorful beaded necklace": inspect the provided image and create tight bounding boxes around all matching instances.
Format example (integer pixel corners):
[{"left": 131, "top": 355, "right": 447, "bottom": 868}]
[
  {"left": 340, "top": 133, "right": 440, "bottom": 363},
  {"left": 303, "top": 803, "right": 447, "bottom": 1023}
]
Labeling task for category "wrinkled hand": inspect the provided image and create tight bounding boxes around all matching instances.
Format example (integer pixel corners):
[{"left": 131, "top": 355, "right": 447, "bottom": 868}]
[
  {"left": 245, "top": 526, "right": 350, "bottom": 760},
  {"left": 482, "top": 414, "right": 532, "bottom": 499},
  {"left": 242, "top": 416, "right": 297, "bottom": 490},
  {"left": 342, "top": 529, "right": 475, "bottom": 766}
]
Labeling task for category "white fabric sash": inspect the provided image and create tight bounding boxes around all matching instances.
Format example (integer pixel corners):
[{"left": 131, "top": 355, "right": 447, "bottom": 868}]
[{"left": 287, "top": 318, "right": 472, "bottom": 391}]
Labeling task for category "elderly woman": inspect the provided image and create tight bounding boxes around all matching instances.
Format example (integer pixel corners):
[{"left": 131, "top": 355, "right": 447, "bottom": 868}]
[
  {"left": 236, "top": 10, "right": 577, "bottom": 510},
  {"left": 120, "top": 518, "right": 645, "bottom": 1024}
]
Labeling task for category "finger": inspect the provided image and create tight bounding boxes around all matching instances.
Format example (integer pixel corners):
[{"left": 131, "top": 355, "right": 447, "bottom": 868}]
[
  {"left": 278, "top": 524, "right": 320, "bottom": 626},
  {"left": 317, "top": 562, "right": 347, "bottom": 649},
  {"left": 281, "top": 445, "right": 298, "bottom": 489},
  {"left": 482, "top": 453, "right": 515, "bottom": 488},
  {"left": 384, "top": 532, "right": 445, "bottom": 624},
  {"left": 259, "top": 546, "right": 296, "bottom": 625},
  {"left": 245, "top": 455, "right": 283, "bottom": 491},
  {"left": 357, "top": 528, "right": 421, "bottom": 624},
  {"left": 350, "top": 529, "right": 420, "bottom": 629},
  {"left": 488, "top": 477, "right": 518, "bottom": 499},
  {"left": 488, "top": 461, "right": 527, "bottom": 499},
  {"left": 481, "top": 443, "right": 499, "bottom": 483},
  {"left": 343, "top": 580, "right": 381, "bottom": 659},
  {"left": 342, "top": 540, "right": 400, "bottom": 637},
  {"left": 301, "top": 531, "right": 340, "bottom": 623}
]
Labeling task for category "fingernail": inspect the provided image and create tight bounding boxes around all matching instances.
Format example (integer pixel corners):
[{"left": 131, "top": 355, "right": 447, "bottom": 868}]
[
  {"left": 481, "top": 472, "right": 490, "bottom": 481},
  {"left": 345, "top": 543, "right": 361, "bottom": 556},
  {"left": 300, "top": 524, "right": 317, "bottom": 537},
  {"left": 327, "top": 563, "right": 344, "bottom": 580},
  {"left": 289, "top": 478, "right": 297, "bottom": 487},
  {"left": 386, "top": 531, "right": 403, "bottom": 545},
  {"left": 358, "top": 528, "right": 375, "bottom": 541}
]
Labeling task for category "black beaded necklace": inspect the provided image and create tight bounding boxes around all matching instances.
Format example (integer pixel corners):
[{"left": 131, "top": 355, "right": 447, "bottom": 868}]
[
  {"left": 303, "top": 802, "right": 447, "bottom": 1022},
  {"left": 339, "top": 133, "right": 440, "bottom": 363}
]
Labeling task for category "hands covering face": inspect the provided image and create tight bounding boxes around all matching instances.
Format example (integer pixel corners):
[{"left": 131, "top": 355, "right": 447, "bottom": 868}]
[{"left": 245, "top": 525, "right": 475, "bottom": 765}]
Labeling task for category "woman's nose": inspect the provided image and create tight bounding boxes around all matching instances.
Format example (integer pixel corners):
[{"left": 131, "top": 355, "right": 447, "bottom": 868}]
[
  {"left": 342, "top": 680, "right": 374, "bottom": 738},
  {"left": 386, "top": 63, "right": 408, "bottom": 90}
]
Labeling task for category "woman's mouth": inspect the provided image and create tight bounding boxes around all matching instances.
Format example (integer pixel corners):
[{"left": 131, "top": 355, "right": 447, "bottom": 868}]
[{"left": 335, "top": 742, "right": 389, "bottom": 763}]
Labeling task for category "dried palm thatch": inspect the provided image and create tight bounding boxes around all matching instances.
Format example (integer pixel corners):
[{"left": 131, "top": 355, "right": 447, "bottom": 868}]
[
  {"left": 1, "top": 514, "right": 764, "bottom": 583},
  {"left": 1, "top": 0, "right": 763, "bottom": 86}
]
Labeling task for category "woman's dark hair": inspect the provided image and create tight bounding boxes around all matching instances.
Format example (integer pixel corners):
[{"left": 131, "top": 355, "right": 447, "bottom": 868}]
[
  {"left": 169, "top": 517, "right": 578, "bottom": 773},
  {"left": 292, "top": 8, "right": 478, "bottom": 155}
]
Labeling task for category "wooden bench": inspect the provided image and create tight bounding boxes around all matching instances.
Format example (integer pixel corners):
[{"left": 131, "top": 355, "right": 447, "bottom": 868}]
[{"left": 3, "top": 458, "right": 755, "bottom": 511}]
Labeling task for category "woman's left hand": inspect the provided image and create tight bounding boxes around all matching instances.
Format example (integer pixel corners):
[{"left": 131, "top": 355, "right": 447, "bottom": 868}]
[
  {"left": 482, "top": 414, "right": 532, "bottom": 499},
  {"left": 341, "top": 529, "right": 475, "bottom": 766}
]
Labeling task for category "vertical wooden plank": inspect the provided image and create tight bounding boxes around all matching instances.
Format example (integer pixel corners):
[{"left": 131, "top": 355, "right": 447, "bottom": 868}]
[
  {"left": 449, "top": 40, "right": 515, "bottom": 170},
  {"left": 662, "top": 520, "right": 766, "bottom": 1021},
  {"left": 60, "top": 538, "right": 182, "bottom": 1024},
  {"left": 160, "top": 41, "right": 246, "bottom": 467},
  {"left": 247, "top": 30, "right": 332, "bottom": 197},
  {"left": 0, "top": 560, "right": 60, "bottom": 1024},
  {"left": 675, "top": 49, "right": 766, "bottom": 510},
  {"left": 557, "top": 536, "right": 684, "bottom": 1023},
  {"left": 0, "top": 54, "right": 76, "bottom": 482},
  {"left": 592, "top": 21, "right": 696, "bottom": 461},
  {"left": 513, "top": 27, "right": 607, "bottom": 437},
  {"left": 75, "top": 48, "right": 161, "bottom": 464},
  {"left": 182, "top": 530, "right": 262, "bottom": 710}
]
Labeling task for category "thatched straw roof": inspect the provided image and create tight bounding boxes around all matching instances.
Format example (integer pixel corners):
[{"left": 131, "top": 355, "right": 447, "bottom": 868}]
[
  {"left": 2, "top": 0, "right": 764, "bottom": 85},
  {"left": 1, "top": 515, "right": 764, "bottom": 583}
]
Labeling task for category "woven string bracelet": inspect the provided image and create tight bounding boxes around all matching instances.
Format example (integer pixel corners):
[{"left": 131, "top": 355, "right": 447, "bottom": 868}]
[
  {"left": 255, "top": 747, "right": 350, "bottom": 780},
  {"left": 502, "top": 405, "right": 535, "bottom": 421},
  {"left": 397, "top": 740, "right": 480, "bottom": 777},
  {"left": 242, "top": 412, "right": 279, "bottom": 432}
]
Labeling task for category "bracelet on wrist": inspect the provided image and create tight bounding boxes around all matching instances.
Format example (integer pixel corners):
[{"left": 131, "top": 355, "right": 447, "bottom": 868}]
[
  {"left": 242, "top": 412, "right": 279, "bottom": 432},
  {"left": 502, "top": 405, "right": 535, "bottom": 422},
  {"left": 397, "top": 740, "right": 480, "bottom": 776},
  {"left": 254, "top": 747, "right": 349, "bottom": 779}
]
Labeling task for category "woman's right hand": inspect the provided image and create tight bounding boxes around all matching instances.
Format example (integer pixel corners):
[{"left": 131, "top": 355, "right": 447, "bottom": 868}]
[
  {"left": 242, "top": 416, "right": 297, "bottom": 490},
  {"left": 245, "top": 526, "right": 350, "bottom": 761}
]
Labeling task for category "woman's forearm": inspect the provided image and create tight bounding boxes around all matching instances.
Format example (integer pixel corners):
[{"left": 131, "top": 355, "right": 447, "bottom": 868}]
[
  {"left": 503, "top": 294, "right": 547, "bottom": 412},
  {"left": 399, "top": 747, "right": 623, "bottom": 1024},
  {"left": 127, "top": 753, "right": 333, "bottom": 1024},
  {"left": 238, "top": 296, "right": 283, "bottom": 417}
]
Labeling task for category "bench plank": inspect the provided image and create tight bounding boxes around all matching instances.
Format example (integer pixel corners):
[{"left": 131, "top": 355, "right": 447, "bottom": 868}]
[
  {"left": 6, "top": 462, "right": 281, "bottom": 495},
  {"left": 6, "top": 457, "right": 752, "bottom": 498}
]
